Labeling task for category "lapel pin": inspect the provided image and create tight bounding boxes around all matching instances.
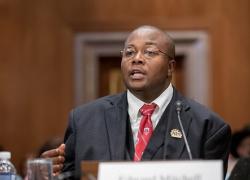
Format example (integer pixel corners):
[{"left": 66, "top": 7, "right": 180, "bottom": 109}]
[{"left": 170, "top": 129, "right": 182, "bottom": 138}]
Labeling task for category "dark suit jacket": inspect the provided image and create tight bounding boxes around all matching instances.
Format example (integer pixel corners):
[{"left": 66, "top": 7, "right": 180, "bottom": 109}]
[{"left": 62, "top": 89, "right": 231, "bottom": 177}]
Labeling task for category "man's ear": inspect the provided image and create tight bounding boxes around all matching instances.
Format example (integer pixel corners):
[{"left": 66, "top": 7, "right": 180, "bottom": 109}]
[{"left": 168, "top": 60, "right": 176, "bottom": 76}]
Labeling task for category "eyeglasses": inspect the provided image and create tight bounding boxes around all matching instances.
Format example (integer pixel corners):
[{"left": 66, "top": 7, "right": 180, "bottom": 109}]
[{"left": 120, "top": 48, "right": 173, "bottom": 60}]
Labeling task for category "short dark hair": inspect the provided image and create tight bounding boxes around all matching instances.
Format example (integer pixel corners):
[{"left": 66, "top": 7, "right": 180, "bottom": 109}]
[{"left": 230, "top": 128, "right": 250, "bottom": 158}]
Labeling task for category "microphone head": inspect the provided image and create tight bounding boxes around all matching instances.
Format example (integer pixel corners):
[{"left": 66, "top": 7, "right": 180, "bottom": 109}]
[{"left": 175, "top": 100, "right": 182, "bottom": 112}]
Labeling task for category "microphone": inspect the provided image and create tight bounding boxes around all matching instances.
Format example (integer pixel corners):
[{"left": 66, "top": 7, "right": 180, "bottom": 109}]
[{"left": 175, "top": 100, "right": 193, "bottom": 160}]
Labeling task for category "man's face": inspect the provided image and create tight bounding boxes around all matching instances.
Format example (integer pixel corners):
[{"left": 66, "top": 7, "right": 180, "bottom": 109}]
[{"left": 121, "top": 29, "right": 173, "bottom": 96}]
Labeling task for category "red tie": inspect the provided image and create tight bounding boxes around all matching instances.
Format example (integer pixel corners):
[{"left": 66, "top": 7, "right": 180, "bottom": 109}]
[{"left": 134, "top": 103, "right": 157, "bottom": 161}]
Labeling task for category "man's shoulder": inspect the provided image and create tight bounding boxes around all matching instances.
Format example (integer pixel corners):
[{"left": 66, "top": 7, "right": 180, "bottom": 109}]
[
  {"left": 73, "top": 92, "right": 127, "bottom": 112},
  {"left": 182, "top": 97, "right": 229, "bottom": 127},
  {"left": 185, "top": 98, "right": 213, "bottom": 115},
  {"left": 173, "top": 89, "right": 215, "bottom": 117}
]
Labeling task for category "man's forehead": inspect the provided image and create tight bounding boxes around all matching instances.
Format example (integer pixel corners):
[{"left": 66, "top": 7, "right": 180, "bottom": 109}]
[{"left": 125, "top": 30, "right": 166, "bottom": 47}]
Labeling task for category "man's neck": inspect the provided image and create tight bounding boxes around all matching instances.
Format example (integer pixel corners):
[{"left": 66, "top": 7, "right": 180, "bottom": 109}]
[{"left": 129, "top": 83, "right": 170, "bottom": 103}]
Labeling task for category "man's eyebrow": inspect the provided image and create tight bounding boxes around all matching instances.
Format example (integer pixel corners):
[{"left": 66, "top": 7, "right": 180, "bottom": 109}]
[
  {"left": 126, "top": 41, "right": 158, "bottom": 47},
  {"left": 145, "top": 42, "right": 158, "bottom": 46},
  {"left": 124, "top": 44, "right": 135, "bottom": 48}
]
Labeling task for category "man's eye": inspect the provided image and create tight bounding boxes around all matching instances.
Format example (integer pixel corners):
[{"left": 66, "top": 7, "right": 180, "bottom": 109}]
[
  {"left": 145, "top": 50, "right": 158, "bottom": 57},
  {"left": 125, "top": 50, "right": 136, "bottom": 57}
]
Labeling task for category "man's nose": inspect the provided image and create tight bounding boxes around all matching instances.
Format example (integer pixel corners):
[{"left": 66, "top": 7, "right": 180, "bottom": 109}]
[{"left": 132, "top": 51, "right": 145, "bottom": 64}]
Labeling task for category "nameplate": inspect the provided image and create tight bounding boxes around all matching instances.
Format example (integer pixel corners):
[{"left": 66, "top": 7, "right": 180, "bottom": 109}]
[{"left": 98, "top": 160, "right": 223, "bottom": 180}]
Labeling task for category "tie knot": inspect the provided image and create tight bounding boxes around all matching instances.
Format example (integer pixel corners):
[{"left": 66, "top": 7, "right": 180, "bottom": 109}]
[{"left": 140, "top": 103, "right": 157, "bottom": 116}]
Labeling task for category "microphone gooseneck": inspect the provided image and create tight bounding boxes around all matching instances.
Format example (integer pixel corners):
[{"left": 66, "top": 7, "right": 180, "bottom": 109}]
[{"left": 175, "top": 100, "right": 193, "bottom": 160}]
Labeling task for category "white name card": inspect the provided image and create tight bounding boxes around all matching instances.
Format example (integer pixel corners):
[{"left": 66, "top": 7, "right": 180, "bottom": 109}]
[{"left": 98, "top": 160, "right": 223, "bottom": 180}]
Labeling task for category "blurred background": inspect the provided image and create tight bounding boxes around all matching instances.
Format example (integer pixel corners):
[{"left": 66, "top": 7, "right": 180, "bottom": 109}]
[{"left": 0, "top": 0, "right": 249, "bottom": 175}]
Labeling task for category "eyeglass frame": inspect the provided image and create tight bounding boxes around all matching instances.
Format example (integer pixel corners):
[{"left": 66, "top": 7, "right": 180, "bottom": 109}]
[{"left": 120, "top": 47, "right": 174, "bottom": 60}]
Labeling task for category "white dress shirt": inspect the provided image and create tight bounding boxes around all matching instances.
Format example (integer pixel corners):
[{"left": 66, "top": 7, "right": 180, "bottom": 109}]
[{"left": 127, "top": 83, "right": 174, "bottom": 145}]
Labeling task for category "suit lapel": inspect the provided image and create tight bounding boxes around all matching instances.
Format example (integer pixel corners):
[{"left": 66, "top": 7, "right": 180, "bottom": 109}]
[
  {"left": 164, "top": 90, "right": 193, "bottom": 159},
  {"left": 105, "top": 93, "right": 128, "bottom": 160}
]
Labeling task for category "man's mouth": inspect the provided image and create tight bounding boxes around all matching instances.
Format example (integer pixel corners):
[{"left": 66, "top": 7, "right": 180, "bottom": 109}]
[{"left": 130, "top": 69, "right": 145, "bottom": 79}]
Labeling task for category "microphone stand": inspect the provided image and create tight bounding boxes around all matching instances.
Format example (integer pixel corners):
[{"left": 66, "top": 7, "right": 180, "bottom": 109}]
[{"left": 176, "top": 101, "right": 193, "bottom": 160}]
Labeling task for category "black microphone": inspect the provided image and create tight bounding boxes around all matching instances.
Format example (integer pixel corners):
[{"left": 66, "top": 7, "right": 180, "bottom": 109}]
[{"left": 175, "top": 100, "right": 193, "bottom": 160}]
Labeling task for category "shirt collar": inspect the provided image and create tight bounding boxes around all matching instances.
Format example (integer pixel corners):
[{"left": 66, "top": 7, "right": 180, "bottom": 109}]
[{"left": 127, "top": 83, "right": 173, "bottom": 121}]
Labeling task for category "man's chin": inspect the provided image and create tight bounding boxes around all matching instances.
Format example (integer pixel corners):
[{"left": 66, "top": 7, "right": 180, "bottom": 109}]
[
  {"left": 127, "top": 86, "right": 146, "bottom": 93},
  {"left": 125, "top": 80, "right": 150, "bottom": 93}
]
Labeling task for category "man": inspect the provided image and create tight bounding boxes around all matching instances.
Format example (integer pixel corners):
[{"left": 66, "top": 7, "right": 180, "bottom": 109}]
[{"left": 42, "top": 25, "right": 231, "bottom": 178}]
